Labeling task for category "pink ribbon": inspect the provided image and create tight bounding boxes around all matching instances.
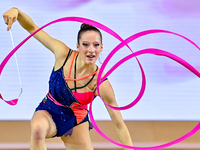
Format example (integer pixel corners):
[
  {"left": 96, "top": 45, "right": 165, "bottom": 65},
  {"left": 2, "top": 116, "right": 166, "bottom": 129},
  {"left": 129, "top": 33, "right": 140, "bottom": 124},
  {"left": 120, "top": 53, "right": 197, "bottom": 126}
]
[
  {"left": 92, "top": 29, "right": 200, "bottom": 149},
  {"left": 91, "top": 49, "right": 200, "bottom": 150},
  {"left": 1, "top": 17, "right": 200, "bottom": 149},
  {"left": 0, "top": 17, "right": 135, "bottom": 105},
  {"left": 96, "top": 29, "right": 200, "bottom": 110}
]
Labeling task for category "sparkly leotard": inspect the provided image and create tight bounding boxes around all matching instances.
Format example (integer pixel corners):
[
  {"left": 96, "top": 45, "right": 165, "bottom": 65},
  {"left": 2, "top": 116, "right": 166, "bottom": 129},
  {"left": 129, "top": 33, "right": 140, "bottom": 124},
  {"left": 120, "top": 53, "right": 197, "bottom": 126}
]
[{"left": 35, "top": 49, "right": 98, "bottom": 137}]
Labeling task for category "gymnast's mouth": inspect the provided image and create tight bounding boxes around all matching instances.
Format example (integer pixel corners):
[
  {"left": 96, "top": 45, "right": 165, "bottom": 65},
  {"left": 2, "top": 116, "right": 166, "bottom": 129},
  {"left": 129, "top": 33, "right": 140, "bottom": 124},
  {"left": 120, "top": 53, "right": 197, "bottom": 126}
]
[{"left": 87, "top": 55, "right": 95, "bottom": 58}]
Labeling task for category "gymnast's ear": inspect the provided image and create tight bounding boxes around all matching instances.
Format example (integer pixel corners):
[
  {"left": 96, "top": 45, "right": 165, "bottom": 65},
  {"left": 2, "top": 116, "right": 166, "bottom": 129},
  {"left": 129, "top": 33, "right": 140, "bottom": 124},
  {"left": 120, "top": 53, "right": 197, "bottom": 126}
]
[
  {"left": 100, "top": 43, "right": 103, "bottom": 52},
  {"left": 77, "top": 43, "right": 80, "bottom": 52}
]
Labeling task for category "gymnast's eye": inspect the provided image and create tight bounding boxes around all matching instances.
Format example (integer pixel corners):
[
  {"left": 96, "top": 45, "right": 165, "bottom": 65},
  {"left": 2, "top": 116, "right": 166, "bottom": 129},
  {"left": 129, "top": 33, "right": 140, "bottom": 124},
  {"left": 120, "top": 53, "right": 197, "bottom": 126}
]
[
  {"left": 83, "top": 43, "right": 89, "bottom": 47},
  {"left": 94, "top": 43, "right": 100, "bottom": 47}
]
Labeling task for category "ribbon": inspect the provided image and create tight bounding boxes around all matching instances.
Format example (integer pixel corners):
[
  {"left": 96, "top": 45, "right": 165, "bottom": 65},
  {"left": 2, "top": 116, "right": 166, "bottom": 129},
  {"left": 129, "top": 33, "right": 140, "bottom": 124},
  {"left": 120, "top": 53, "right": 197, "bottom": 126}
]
[
  {"left": 92, "top": 29, "right": 200, "bottom": 149},
  {"left": 0, "top": 17, "right": 136, "bottom": 105},
  {"left": 1, "top": 17, "right": 200, "bottom": 149},
  {"left": 91, "top": 49, "right": 200, "bottom": 150},
  {"left": 96, "top": 29, "right": 200, "bottom": 110}
]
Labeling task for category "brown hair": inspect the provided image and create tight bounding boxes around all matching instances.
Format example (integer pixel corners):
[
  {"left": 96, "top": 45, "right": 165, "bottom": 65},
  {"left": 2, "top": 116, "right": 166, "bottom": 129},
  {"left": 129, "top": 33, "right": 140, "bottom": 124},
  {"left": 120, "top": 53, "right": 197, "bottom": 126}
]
[{"left": 77, "top": 23, "right": 102, "bottom": 44}]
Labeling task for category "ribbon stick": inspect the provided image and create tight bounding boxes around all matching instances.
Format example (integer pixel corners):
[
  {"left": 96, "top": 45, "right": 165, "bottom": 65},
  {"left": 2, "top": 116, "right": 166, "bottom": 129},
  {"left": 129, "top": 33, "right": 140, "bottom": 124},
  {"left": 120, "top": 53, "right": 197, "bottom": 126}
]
[
  {"left": 10, "top": 30, "right": 23, "bottom": 97},
  {"left": 0, "top": 30, "right": 23, "bottom": 105}
]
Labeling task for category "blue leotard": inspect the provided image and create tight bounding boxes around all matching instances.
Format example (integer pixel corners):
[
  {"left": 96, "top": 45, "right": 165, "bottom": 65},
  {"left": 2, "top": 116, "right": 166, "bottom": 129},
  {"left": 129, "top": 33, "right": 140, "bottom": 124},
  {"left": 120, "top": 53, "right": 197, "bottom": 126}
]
[{"left": 35, "top": 49, "right": 93, "bottom": 137}]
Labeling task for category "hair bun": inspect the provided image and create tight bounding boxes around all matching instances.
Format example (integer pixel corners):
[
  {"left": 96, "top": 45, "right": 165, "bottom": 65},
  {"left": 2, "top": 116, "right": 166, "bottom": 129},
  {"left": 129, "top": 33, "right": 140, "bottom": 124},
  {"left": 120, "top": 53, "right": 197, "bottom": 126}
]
[
  {"left": 81, "top": 23, "right": 93, "bottom": 30},
  {"left": 77, "top": 23, "right": 102, "bottom": 44}
]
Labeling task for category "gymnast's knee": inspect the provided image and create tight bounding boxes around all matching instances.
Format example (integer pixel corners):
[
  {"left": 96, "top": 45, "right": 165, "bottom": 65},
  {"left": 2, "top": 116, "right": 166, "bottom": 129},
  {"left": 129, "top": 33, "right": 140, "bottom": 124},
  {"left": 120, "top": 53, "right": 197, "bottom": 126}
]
[{"left": 31, "top": 124, "right": 46, "bottom": 142}]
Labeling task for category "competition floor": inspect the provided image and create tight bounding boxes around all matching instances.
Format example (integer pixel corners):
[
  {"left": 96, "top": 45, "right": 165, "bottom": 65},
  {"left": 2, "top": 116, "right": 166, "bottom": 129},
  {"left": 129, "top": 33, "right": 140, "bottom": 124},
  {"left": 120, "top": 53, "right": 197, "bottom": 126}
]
[{"left": 0, "top": 121, "right": 199, "bottom": 150}]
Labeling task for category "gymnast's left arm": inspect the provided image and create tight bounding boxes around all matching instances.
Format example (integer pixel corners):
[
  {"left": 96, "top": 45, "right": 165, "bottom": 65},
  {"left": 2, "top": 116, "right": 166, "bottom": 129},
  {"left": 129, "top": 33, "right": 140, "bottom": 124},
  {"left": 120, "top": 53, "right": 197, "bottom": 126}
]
[{"left": 98, "top": 79, "right": 133, "bottom": 150}]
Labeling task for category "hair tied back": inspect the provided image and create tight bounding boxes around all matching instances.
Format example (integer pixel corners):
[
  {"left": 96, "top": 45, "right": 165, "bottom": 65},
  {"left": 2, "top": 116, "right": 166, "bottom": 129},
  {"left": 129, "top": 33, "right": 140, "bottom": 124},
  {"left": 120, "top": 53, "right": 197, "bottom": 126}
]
[{"left": 81, "top": 23, "right": 93, "bottom": 30}]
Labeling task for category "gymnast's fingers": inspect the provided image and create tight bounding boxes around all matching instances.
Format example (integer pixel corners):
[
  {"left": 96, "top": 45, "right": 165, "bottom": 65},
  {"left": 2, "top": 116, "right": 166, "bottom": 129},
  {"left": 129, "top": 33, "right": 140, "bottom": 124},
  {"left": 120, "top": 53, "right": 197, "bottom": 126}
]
[
  {"left": 7, "top": 17, "right": 14, "bottom": 31},
  {"left": 2, "top": 14, "right": 8, "bottom": 24},
  {"left": 2, "top": 14, "right": 11, "bottom": 31},
  {"left": 3, "top": 11, "right": 17, "bottom": 31}
]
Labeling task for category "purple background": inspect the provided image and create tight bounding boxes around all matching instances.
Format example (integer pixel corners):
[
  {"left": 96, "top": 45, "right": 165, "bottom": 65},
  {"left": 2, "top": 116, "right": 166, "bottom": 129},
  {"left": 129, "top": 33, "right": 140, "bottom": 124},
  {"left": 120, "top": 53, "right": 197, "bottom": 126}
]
[{"left": 0, "top": 0, "right": 200, "bottom": 121}]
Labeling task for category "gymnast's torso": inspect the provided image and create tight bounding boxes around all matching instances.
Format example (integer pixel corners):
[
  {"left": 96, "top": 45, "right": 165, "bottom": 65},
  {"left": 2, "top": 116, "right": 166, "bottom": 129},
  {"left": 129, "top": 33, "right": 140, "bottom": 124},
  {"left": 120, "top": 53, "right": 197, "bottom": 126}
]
[{"left": 35, "top": 49, "right": 98, "bottom": 137}]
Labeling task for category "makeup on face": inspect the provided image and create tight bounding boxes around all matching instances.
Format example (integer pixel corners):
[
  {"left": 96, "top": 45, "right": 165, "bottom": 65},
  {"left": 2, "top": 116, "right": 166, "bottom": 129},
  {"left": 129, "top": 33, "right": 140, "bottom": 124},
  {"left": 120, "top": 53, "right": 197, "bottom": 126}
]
[{"left": 78, "top": 31, "right": 103, "bottom": 64}]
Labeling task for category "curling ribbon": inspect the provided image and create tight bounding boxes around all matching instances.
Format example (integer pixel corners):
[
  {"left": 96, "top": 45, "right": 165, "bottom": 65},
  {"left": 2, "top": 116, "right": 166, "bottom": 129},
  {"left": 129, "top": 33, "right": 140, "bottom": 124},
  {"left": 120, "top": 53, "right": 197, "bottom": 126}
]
[
  {"left": 97, "top": 29, "right": 200, "bottom": 110},
  {"left": 0, "top": 17, "right": 200, "bottom": 149},
  {"left": 0, "top": 17, "right": 135, "bottom": 105},
  {"left": 93, "top": 29, "right": 200, "bottom": 149},
  {"left": 91, "top": 49, "right": 200, "bottom": 150}
]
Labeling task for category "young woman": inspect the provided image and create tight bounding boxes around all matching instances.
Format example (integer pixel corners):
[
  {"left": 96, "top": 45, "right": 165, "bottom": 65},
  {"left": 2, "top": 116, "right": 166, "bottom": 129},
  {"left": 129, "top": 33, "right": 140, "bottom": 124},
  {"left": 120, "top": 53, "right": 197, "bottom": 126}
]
[{"left": 3, "top": 8, "right": 133, "bottom": 150}]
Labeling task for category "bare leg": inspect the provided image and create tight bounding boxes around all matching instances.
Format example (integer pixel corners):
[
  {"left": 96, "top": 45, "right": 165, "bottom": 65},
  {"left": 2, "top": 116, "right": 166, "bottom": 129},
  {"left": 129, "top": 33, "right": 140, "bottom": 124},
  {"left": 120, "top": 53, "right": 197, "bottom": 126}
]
[
  {"left": 61, "top": 122, "right": 93, "bottom": 150},
  {"left": 30, "top": 110, "right": 57, "bottom": 150}
]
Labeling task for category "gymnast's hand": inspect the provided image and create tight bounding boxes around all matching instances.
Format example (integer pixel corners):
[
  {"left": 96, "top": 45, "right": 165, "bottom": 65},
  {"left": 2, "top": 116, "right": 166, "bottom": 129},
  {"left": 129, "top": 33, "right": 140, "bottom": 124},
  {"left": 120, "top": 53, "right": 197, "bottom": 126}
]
[{"left": 3, "top": 8, "right": 19, "bottom": 31}]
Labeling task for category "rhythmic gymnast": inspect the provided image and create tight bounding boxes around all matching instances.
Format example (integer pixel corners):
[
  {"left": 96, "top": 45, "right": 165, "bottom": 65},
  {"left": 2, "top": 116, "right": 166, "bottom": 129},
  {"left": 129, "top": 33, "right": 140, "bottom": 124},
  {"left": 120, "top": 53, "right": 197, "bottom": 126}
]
[{"left": 3, "top": 8, "right": 133, "bottom": 150}]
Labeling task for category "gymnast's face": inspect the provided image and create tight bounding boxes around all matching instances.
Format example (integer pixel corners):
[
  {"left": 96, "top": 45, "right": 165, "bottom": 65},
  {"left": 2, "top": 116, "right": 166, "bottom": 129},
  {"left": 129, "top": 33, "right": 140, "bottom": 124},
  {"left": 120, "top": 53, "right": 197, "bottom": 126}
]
[{"left": 77, "top": 31, "right": 103, "bottom": 65}]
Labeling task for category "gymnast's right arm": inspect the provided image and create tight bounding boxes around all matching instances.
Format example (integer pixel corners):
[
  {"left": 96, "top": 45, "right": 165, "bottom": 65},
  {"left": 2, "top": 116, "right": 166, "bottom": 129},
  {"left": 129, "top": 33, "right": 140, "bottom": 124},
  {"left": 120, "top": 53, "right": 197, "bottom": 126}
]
[{"left": 3, "top": 8, "right": 69, "bottom": 59}]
